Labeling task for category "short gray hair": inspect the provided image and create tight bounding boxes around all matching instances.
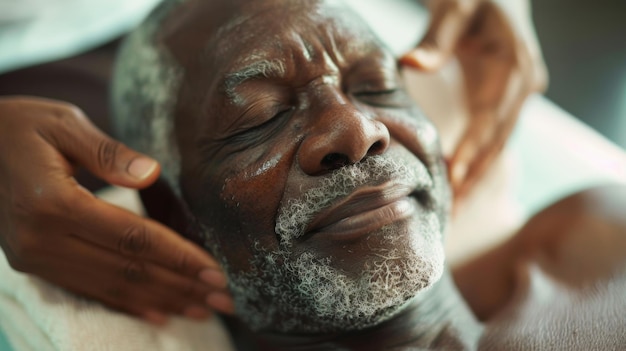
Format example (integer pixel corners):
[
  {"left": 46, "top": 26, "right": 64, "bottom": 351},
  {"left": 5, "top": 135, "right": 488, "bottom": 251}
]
[{"left": 111, "top": 0, "right": 186, "bottom": 194}]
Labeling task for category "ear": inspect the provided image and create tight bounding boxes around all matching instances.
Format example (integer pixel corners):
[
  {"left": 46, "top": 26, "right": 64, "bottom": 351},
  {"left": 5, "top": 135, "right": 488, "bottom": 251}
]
[{"left": 138, "top": 178, "right": 205, "bottom": 246}]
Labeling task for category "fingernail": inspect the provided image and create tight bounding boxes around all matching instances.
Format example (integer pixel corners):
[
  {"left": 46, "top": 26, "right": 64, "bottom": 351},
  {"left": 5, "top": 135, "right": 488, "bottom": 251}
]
[
  {"left": 207, "top": 293, "right": 235, "bottom": 315},
  {"left": 184, "top": 305, "right": 211, "bottom": 320},
  {"left": 199, "top": 269, "right": 228, "bottom": 289},
  {"left": 143, "top": 310, "right": 168, "bottom": 326},
  {"left": 128, "top": 157, "right": 158, "bottom": 180},
  {"left": 404, "top": 48, "right": 440, "bottom": 70}
]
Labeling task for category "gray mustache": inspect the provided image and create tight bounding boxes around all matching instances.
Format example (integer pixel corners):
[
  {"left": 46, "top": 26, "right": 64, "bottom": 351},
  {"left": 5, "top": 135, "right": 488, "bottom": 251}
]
[{"left": 275, "top": 155, "right": 432, "bottom": 245}]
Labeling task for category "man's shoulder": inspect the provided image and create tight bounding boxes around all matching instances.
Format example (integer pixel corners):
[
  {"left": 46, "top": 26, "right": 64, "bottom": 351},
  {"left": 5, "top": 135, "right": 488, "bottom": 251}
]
[
  {"left": 478, "top": 185, "right": 626, "bottom": 349},
  {"left": 520, "top": 185, "right": 626, "bottom": 286},
  {"left": 479, "top": 263, "right": 626, "bottom": 350}
]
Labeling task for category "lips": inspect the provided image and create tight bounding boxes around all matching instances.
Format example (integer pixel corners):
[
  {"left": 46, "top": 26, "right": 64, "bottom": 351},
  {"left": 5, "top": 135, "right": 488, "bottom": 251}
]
[{"left": 304, "top": 181, "right": 421, "bottom": 240}]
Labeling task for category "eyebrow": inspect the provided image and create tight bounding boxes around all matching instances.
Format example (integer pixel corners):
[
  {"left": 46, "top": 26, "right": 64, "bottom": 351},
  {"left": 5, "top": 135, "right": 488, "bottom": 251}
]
[{"left": 223, "top": 59, "right": 287, "bottom": 98}]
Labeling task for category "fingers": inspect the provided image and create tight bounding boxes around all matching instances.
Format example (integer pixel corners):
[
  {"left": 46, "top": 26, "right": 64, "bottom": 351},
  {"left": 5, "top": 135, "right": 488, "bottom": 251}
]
[
  {"left": 11, "top": 182, "right": 234, "bottom": 320},
  {"left": 435, "top": 2, "right": 540, "bottom": 201},
  {"left": 70, "top": 189, "right": 222, "bottom": 278},
  {"left": 34, "top": 235, "right": 231, "bottom": 322},
  {"left": 53, "top": 185, "right": 236, "bottom": 316},
  {"left": 400, "top": 0, "right": 479, "bottom": 71},
  {"left": 448, "top": 72, "right": 530, "bottom": 200},
  {"left": 0, "top": 96, "right": 234, "bottom": 323},
  {"left": 32, "top": 100, "right": 160, "bottom": 189}
]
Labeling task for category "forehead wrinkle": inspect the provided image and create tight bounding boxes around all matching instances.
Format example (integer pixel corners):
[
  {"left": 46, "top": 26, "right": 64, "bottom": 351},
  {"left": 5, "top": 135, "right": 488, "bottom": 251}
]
[
  {"left": 302, "top": 8, "right": 381, "bottom": 76},
  {"left": 293, "top": 33, "right": 314, "bottom": 62},
  {"left": 325, "top": 25, "right": 345, "bottom": 67},
  {"left": 213, "top": 0, "right": 382, "bottom": 104},
  {"left": 321, "top": 5, "right": 383, "bottom": 60}
]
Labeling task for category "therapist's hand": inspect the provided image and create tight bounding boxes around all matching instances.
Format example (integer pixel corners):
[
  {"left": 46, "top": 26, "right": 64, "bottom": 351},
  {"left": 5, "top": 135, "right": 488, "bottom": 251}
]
[
  {"left": 0, "top": 96, "right": 233, "bottom": 324},
  {"left": 401, "top": 0, "right": 547, "bottom": 199}
]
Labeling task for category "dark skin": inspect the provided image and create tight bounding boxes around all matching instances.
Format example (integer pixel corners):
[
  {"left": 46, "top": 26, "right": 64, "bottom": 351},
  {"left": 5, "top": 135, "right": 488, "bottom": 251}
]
[
  {"left": 169, "top": 5, "right": 447, "bottom": 269},
  {"left": 143, "top": 0, "right": 626, "bottom": 349},
  {"left": 465, "top": 186, "right": 626, "bottom": 350},
  {"left": 403, "top": 0, "right": 548, "bottom": 200},
  {"left": 161, "top": 0, "right": 466, "bottom": 348},
  {"left": 0, "top": 96, "right": 232, "bottom": 323},
  {"left": 0, "top": 0, "right": 545, "bottom": 324}
]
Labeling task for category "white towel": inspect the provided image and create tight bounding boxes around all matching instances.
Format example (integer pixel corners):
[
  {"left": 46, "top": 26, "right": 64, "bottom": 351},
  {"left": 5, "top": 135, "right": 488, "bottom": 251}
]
[{"left": 0, "top": 196, "right": 235, "bottom": 351}]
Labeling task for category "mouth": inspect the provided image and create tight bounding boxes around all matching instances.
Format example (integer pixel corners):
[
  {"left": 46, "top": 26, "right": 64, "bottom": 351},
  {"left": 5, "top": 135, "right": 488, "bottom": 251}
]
[{"left": 303, "top": 181, "right": 426, "bottom": 241}]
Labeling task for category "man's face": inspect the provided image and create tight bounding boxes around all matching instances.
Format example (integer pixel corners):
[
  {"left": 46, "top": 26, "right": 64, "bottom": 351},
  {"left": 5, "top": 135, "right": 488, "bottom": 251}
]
[{"left": 165, "top": 0, "right": 449, "bottom": 333}]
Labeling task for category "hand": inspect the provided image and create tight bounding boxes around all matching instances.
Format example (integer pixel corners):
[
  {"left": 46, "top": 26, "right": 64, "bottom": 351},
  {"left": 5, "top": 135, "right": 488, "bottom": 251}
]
[
  {"left": 401, "top": 0, "right": 548, "bottom": 199},
  {"left": 0, "top": 96, "right": 233, "bottom": 324}
]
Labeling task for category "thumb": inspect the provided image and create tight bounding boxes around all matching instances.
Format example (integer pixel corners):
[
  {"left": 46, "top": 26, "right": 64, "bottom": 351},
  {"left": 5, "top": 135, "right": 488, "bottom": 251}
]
[
  {"left": 400, "top": 0, "right": 476, "bottom": 71},
  {"left": 45, "top": 113, "right": 160, "bottom": 189}
]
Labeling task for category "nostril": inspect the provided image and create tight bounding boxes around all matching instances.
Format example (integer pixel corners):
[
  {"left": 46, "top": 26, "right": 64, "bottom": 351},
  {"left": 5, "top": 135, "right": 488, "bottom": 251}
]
[
  {"left": 321, "top": 153, "right": 349, "bottom": 170},
  {"left": 368, "top": 141, "right": 383, "bottom": 155}
]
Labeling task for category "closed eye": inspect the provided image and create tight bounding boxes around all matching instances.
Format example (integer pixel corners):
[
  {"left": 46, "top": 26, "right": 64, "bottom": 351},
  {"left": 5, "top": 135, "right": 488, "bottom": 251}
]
[
  {"left": 353, "top": 88, "right": 409, "bottom": 108},
  {"left": 353, "top": 89, "right": 398, "bottom": 97},
  {"left": 221, "top": 106, "right": 295, "bottom": 149}
]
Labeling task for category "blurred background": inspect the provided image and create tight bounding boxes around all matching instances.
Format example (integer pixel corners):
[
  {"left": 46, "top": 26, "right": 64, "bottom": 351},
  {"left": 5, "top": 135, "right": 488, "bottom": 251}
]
[{"left": 532, "top": 0, "right": 626, "bottom": 148}]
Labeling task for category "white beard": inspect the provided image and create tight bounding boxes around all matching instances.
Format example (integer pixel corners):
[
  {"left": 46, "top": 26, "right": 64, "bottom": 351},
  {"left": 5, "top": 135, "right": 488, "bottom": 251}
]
[
  {"left": 228, "top": 215, "right": 444, "bottom": 333},
  {"left": 223, "top": 154, "right": 445, "bottom": 333}
]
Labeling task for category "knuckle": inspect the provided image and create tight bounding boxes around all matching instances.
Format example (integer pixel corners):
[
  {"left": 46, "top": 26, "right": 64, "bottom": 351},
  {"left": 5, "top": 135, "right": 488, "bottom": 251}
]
[
  {"left": 51, "top": 102, "right": 85, "bottom": 121},
  {"left": 118, "top": 224, "right": 150, "bottom": 255},
  {"left": 95, "top": 140, "right": 123, "bottom": 173},
  {"left": 49, "top": 190, "right": 78, "bottom": 218},
  {"left": 47, "top": 104, "right": 86, "bottom": 132},
  {"left": 174, "top": 250, "right": 192, "bottom": 273},
  {"left": 121, "top": 260, "right": 150, "bottom": 284},
  {"left": 181, "top": 280, "right": 201, "bottom": 298},
  {"left": 14, "top": 185, "right": 76, "bottom": 219}
]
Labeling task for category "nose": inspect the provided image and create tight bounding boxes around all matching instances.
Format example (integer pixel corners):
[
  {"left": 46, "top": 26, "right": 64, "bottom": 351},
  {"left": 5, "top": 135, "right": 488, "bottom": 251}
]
[{"left": 298, "top": 102, "right": 390, "bottom": 175}]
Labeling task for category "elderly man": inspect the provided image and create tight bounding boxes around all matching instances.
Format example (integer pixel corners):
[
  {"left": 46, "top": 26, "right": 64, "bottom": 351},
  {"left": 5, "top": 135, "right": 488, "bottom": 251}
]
[{"left": 112, "top": 0, "right": 626, "bottom": 349}]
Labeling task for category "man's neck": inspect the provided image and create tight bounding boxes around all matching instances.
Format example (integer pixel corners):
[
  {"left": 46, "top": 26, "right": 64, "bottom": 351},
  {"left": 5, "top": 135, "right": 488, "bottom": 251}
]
[{"left": 229, "top": 270, "right": 483, "bottom": 351}]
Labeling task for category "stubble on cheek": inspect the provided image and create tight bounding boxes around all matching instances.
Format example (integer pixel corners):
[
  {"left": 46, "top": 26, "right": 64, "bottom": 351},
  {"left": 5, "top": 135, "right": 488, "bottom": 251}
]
[{"left": 207, "top": 151, "right": 294, "bottom": 271}]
